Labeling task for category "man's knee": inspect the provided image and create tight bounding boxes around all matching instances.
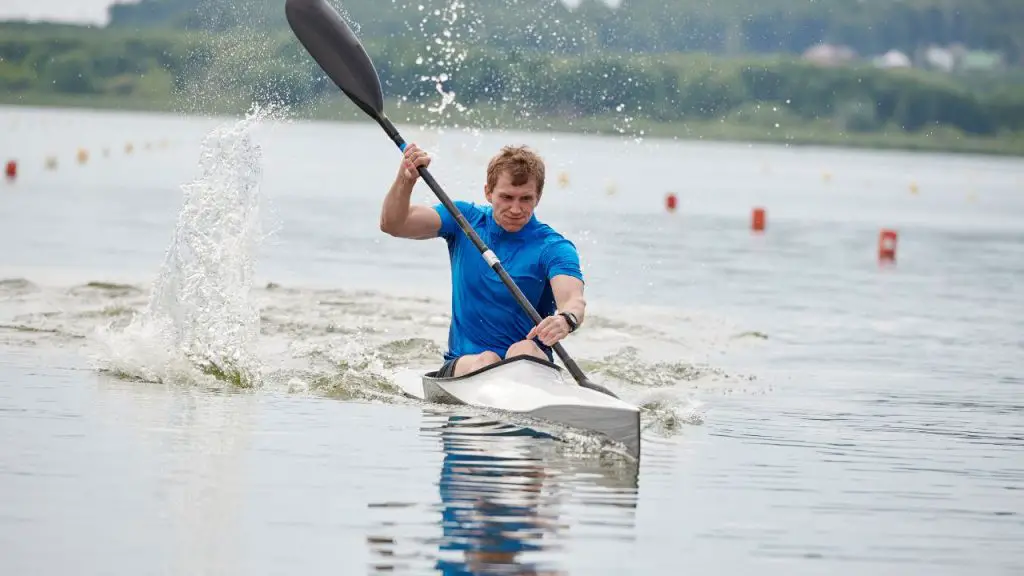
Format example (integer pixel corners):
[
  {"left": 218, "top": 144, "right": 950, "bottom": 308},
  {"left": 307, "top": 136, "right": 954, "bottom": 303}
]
[
  {"left": 453, "top": 350, "right": 501, "bottom": 376},
  {"left": 505, "top": 339, "right": 545, "bottom": 359},
  {"left": 478, "top": 350, "right": 501, "bottom": 365}
]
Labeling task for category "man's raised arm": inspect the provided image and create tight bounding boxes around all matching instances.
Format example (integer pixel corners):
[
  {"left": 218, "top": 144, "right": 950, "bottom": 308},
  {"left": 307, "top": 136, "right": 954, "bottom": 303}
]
[{"left": 379, "top": 142, "right": 442, "bottom": 240}]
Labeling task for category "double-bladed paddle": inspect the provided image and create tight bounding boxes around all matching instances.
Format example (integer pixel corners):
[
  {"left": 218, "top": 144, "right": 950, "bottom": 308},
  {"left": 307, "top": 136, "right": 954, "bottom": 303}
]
[{"left": 284, "top": 0, "right": 618, "bottom": 399}]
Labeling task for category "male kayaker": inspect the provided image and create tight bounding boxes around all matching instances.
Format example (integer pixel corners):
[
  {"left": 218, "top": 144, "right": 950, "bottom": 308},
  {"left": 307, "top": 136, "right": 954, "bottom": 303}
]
[{"left": 379, "top": 143, "right": 585, "bottom": 378}]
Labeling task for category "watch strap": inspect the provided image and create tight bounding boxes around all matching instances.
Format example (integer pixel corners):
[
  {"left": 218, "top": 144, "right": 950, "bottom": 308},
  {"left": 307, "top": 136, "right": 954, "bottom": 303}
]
[{"left": 558, "top": 311, "right": 578, "bottom": 333}]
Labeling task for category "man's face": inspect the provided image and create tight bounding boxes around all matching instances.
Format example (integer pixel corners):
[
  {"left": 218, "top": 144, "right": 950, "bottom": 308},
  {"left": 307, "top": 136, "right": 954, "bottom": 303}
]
[{"left": 485, "top": 172, "right": 540, "bottom": 233}]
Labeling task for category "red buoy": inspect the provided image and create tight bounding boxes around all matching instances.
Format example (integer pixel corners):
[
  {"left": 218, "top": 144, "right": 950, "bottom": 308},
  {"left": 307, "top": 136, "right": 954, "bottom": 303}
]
[
  {"left": 751, "top": 207, "right": 766, "bottom": 232},
  {"left": 4, "top": 160, "right": 16, "bottom": 180},
  {"left": 878, "top": 229, "right": 898, "bottom": 262},
  {"left": 665, "top": 193, "right": 677, "bottom": 212}
]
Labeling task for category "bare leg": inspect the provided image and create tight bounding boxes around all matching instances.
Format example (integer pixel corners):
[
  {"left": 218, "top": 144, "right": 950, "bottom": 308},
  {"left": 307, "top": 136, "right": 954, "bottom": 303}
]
[
  {"left": 504, "top": 339, "right": 546, "bottom": 361},
  {"left": 452, "top": 350, "right": 501, "bottom": 377}
]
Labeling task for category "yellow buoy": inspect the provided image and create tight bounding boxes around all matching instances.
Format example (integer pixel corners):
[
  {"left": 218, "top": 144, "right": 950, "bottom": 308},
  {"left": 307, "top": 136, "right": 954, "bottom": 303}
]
[
  {"left": 557, "top": 171, "right": 570, "bottom": 188},
  {"left": 909, "top": 182, "right": 919, "bottom": 195}
]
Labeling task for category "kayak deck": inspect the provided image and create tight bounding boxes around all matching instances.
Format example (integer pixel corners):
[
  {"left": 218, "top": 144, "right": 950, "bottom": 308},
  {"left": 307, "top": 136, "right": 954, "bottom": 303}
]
[{"left": 403, "top": 355, "right": 640, "bottom": 458}]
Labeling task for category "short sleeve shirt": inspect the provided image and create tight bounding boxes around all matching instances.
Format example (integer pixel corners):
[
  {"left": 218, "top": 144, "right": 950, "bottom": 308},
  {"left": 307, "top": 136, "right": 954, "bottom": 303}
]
[{"left": 433, "top": 200, "right": 583, "bottom": 361}]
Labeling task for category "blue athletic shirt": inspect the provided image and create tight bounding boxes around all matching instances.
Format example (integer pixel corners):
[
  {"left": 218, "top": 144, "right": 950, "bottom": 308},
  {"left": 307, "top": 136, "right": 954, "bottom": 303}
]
[{"left": 433, "top": 200, "right": 584, "bottom": 362}]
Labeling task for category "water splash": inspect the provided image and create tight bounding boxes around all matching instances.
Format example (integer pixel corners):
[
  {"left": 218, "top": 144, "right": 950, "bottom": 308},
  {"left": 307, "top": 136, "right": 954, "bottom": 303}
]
[
  {"left": 424, "top": 0, "right": 467, "bottom": 116},
  {"left": 94, "top": 105, "right": 277, "bottom": 388},
  {"left": 582, "top": 345, "right": 729, "bottom": 388},
  {"left": 403, "top": 0, "right": 478, "bottom": 126},
  {"left": 288, "top": 330, "right": 403, "bottom": 400}
]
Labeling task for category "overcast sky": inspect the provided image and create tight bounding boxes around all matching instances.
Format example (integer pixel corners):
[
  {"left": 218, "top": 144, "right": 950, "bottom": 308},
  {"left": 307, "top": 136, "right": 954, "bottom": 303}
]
[{"left": 0, "top": 0, "right": 128, "bottom": 25}]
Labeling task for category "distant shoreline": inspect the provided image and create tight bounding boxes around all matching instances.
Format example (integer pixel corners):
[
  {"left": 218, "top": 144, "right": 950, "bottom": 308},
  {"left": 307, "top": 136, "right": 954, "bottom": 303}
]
[{"left": 3, "top": 91, "right": 1022, "bottom": 158}]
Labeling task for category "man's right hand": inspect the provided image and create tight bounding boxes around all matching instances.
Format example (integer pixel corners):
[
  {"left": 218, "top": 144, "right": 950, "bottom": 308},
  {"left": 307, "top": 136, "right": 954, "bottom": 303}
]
[{"left": 400, "top": 143, "right": 431, "bottom": 182}]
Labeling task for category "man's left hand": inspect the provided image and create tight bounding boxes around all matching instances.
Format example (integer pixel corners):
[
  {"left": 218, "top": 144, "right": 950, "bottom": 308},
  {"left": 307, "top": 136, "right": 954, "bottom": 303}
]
[{"left": 527, "top": 315, "right": 571, "bottom": 347}]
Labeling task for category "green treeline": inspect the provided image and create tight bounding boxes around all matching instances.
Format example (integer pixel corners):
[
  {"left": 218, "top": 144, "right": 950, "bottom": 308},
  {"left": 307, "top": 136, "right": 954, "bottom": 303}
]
[
  {"left": 1, "top": 25, "right": 1022, "bottom": 141},
  {"left": 102, "top": 0, "right": 1024, "bottom": 63}
]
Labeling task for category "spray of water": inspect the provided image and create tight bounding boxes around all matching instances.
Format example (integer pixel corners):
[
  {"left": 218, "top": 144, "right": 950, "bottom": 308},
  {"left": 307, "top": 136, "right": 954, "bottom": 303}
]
[
  {"left": 384, "top": 0, "right": 646, "bottom": 145},
  {"left": 395, "top": 0, "right": 480, "bottom": 129},
  {"left": 94, "top": 105, "right": 278, "bottom": 388}
]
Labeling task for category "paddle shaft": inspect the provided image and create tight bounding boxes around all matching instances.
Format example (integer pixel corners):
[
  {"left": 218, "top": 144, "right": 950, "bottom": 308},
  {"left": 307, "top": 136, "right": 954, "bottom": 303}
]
[{"left": 376, "top": 115, "right": 604, "bottom": 394}]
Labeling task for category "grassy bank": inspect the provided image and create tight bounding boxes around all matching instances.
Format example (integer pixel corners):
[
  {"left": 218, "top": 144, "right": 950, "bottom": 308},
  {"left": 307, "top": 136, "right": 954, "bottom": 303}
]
[
  {"left": 3, "top": 22, "right": 1023, "bottom": 157},
  {"left": 4, "top": 90, "right": 1022, "bottom": 158}
]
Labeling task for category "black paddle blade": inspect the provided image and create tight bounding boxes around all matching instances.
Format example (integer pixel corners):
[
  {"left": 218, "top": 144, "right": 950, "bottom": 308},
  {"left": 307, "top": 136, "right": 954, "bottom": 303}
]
[{"left": 284, "top": 0, "right": 384, "bottom": 120}]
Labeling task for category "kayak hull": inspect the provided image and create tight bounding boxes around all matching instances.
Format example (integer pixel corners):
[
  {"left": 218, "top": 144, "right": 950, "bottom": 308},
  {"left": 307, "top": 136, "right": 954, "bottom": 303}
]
[{"left": 420, "top": 355, "right": 640, "bottom": 458}]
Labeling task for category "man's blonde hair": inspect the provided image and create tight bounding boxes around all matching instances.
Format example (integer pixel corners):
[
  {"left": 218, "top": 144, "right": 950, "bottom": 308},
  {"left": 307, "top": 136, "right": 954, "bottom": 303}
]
[{"left": 486, "top": 145, "right": 546, "bottom": 197}]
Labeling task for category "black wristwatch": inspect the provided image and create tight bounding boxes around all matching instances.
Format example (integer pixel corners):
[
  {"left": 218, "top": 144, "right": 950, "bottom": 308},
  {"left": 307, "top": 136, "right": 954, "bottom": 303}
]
[{"left": 558, "top": 311, "right": 579, "bottom": 333}]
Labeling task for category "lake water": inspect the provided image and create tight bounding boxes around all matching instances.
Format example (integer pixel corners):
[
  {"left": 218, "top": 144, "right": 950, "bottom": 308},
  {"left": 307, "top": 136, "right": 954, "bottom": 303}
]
[{"left": 1, "top": 104, "right": 1022, "bottom": 575}]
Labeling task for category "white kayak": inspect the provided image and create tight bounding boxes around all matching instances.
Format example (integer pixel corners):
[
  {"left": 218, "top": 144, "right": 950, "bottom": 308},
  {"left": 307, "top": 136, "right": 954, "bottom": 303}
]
[{"left": 396, "top": 355, "right": 641, "bottom": 458}]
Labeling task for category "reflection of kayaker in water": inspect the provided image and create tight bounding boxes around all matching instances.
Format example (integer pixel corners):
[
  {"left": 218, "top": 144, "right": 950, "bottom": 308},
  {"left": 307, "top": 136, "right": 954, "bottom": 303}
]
[
  {"left": 379, "top": 143, "right": 586, "bottom": 379},
  {"left": 435, "top": 417, "right": 564, "bottom": 576},
  {"left": 364, "top": 415, "right": 641, "bottom": 573}
]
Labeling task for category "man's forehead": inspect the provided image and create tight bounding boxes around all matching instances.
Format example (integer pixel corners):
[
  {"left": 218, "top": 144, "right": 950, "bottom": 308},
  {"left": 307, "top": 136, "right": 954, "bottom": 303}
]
[{"left": 493, "top": 174, "right": 538, "bottom": 195}]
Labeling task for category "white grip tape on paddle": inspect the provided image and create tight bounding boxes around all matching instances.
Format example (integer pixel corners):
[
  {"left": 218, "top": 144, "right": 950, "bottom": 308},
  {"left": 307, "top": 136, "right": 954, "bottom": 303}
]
[{"left": 482, "top": 250, "right": 500, "bottom": 267}]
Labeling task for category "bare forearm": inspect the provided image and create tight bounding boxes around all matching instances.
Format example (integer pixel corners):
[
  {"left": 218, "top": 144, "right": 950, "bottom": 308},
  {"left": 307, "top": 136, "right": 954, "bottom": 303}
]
[
  {"left": 561, "top": 296, "right": 586, "bottom": 327},
  {"left": 380, "top": 174, "right": 415, "bottom": 232}
]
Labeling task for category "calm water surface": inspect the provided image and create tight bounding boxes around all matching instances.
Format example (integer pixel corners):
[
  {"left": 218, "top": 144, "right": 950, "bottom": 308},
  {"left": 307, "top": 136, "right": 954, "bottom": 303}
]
[{"left": 1, "top": 105, "right": 1022, "bottom": 575}]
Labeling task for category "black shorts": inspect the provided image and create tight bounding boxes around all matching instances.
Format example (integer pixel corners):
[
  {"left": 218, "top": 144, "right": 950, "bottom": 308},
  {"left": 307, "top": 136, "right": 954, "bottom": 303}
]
[{"left": 437, "top": 357, "right": 460, "bottom": 378}]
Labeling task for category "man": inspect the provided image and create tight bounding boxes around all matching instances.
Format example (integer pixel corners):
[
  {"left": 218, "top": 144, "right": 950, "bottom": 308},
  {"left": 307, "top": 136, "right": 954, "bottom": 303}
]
[{"left": 379, "top": 143, "right": 586, "bottom": 378}]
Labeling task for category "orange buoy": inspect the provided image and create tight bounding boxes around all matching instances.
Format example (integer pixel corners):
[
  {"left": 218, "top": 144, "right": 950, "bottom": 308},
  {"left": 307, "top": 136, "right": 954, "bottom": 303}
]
[
  {"left": 665, "top": 193, "right": 677, "bottom": 212},
  {"left": 751, "top": 207, "right": 766, "bottom": 232},
  {"left": 878, "top": 229, "right": 898, "bottom": 262},
  {"left": 4, "top": 160, "right": 16, "bottom": 180}
]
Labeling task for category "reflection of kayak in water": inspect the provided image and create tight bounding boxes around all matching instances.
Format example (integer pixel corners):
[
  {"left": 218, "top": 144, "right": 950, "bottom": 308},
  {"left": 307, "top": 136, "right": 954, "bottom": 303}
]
[
  {"left": 365, "top": 413, "right": 640, "bottom": 574},
  {"left": 395, "top": 355, "right": 641, "bottom": 458},
  {"left": 434, "top": 415, "right": 568, "bottom": 575}
]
